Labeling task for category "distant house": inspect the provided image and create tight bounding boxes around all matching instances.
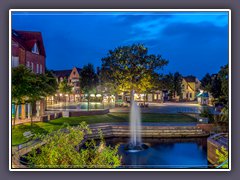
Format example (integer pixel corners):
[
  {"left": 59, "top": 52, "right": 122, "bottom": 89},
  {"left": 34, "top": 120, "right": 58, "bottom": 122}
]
[
  {"left": 181, "top": 76, "right": 201, "bottom": 101},
  {"left": 51, "top": 67, "right": 82, "bottom": 102},
  {"left": 12, "top": 29, "right": 46, "bottom": 74}
]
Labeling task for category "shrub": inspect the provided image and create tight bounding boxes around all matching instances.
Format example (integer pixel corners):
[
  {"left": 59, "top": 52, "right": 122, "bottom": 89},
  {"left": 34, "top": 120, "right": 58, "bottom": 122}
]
[{"left": 25, "top": 122, "right": 121, "bottom": 168}]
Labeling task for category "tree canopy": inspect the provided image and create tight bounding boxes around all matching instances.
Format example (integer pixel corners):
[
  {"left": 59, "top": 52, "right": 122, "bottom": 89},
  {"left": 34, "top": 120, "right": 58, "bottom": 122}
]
[
  {"left": 79, "top": 64, "right": 98, "bottom": 110},
  {"left": 101, "top": 44, "right": 168, "bottom": 96},
  {"left": 200, "top": 64, "right": 228, "bottom": 104},
  {"left": 160, "top": 72, "right": 182, "bottom": 99},
  {"left": 12, "top": 65, "right": 58, "bottom": 126}
]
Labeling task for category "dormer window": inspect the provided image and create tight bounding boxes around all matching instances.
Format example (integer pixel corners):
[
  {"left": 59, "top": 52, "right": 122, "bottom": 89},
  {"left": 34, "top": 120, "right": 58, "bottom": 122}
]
[{"left": 32, "top": 43, "right": 39, "bottom": 54}]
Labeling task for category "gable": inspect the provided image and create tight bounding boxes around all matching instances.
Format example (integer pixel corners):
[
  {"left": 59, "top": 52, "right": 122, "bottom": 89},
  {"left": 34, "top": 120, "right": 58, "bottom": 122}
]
[
  {"left": 12, "top": 30, "right": 46, "bottom": 57},
  {"left": 70, "top": 67, "right": 80, "bottom": 79}
]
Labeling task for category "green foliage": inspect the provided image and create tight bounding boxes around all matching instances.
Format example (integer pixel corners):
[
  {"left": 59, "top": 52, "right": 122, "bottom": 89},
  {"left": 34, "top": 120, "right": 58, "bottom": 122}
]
[
  {"left": 199, "top": 108, "right": 214, "bottom": 123},
  {"left": 25, "top": 122, "right": 121, "bottom": 168},
  {"left": 200, "top": 73, "right": 212, "bottom": 92},
  {"left": 201, "top": 64, "right": 228, "bottom": 105},
  {"left": 220, "top": 103, "right": 229, "bottom": 122},
  {"left": 12, "top": 65, "right": 36, "bottom": 104},
  {"left": 160, "top": 72, "right": 182, "bottom": 99},
  {"left": 101, "top": 44, "right": 168, "bottom": 94},
  {"left": 79, "top": 64, "right": 98, "bottom": 110},
  {"left": 12, "top": 65, "right": 58, "bottom": 126},
  {"left": 216, "top": 146, "right": 228, "bottom": 168},
  {"left": 12, "top": 113, "right": 196, "bottom": 145},
  {"left": 58, "top": 77, "right": 72, "bottom": 94},
  {"left": 79, "top": 64, "right": 98, "bottom": 93}
]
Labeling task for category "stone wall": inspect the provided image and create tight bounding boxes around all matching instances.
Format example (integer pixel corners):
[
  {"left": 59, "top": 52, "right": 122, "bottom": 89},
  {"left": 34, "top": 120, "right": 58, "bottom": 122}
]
[
  {"left": 197, "top": 124, "right": 215, "bottom": 133},
  {"left": 207, "top": 133, "right": 228, "bottom": 166}
]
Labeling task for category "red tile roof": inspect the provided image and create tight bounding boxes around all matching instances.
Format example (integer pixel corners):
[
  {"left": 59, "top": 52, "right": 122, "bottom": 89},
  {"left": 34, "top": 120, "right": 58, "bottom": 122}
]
[
  {"left": 52, "top": 68, "right": 82, "bottom": 78},
  {"left": 12, "top": 30, "right": 46, "bottom": 57}
]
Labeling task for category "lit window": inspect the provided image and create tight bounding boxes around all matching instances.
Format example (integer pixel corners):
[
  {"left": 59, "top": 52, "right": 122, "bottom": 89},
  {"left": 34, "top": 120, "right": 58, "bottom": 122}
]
[
  {"left": 26, "top": 61, "right": 30, "bottom": 68},
  {"left": 36, "top": 64, "right": 39, "bottom": 73},
  {"left": 40, "top": 64, "right": 42, "bottom": 74},
  {"left": 31, "top": 62, "right": 34, "bottom": 71},
  {"left": 12, "top": 56, "right": 19, "bottom": 67},
  {"left": 32, "top": 43, "right": 39, "bottom": 54}
]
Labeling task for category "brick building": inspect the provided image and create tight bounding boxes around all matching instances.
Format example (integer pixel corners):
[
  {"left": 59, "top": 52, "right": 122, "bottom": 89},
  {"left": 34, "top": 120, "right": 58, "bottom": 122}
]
[
  {"left": 49, "top": 67, "right": 82, "bottom": 103},
  {"left": 11, "top": 29, "right": 46, "bottom": 74},
  {"left": 11, "top": 29, "right": 46, "bottom": 120}
]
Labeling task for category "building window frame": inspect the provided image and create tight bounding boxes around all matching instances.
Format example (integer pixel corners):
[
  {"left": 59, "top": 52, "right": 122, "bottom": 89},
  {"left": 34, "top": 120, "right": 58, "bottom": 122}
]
[
  {"left": 31, "top": 62, "right": 34, "bottom": 71},
  {"left": 36, "top": 63, "right": 39, "bottom": 73},
  {"left": 11, "top": 56, "right": 19, "bottom": 67}
]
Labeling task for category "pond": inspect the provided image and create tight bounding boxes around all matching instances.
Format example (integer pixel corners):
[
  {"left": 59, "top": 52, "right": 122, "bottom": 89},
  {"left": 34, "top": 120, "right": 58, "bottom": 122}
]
[
  {"left": 105, "top": 137, "right": 209, "bottom": 169},
  {"left": 19, "top": 137, "right": 210, "bottom": 169}
]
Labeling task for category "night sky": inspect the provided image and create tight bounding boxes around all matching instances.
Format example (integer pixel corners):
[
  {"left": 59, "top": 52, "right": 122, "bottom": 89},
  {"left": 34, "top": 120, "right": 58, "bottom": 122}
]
[{"left": 12, "top": 11, "right": 229, "bottom": 79}]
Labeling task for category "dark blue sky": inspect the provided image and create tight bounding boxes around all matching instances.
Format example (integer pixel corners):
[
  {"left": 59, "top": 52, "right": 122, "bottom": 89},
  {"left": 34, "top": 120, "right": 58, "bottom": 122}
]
[{"left": 12, "top": 11, "right": 229, "bottom": 79}]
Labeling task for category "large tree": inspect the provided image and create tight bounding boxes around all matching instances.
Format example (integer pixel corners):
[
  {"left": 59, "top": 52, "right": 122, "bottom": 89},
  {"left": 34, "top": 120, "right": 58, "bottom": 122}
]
[
  {"left": 12, "top": 65, "right": 36, "bottom": 126},
  {"left": 101, "top": 44, "right": 168, "bottom": 104},
  {"left": 12, "top": 65, "right": 58, "bottom": 126},
  {"left": 200, "top": 64, "right": 228, "bottom": 104},
  {"left": 79, "top": 64, "right": 98, "bottom": 111},
  {"left": 160, "top": 72, "right": 182, "bottom": 100}
]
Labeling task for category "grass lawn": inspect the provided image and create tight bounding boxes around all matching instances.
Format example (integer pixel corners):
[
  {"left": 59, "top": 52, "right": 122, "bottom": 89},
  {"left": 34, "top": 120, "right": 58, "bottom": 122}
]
[{"left": 12, "top": 113, "right": 196, "bottom": 146}]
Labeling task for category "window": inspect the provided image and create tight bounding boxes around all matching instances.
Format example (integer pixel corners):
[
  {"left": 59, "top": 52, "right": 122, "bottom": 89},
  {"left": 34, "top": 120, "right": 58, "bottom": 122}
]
[
  {"left": 32, "top": 43, "right": 39, "bottom": 54},
  {"left": 36, "top": 64, "right": 39, "bottom": 73},
  {"left": 31, "top": 62, "right": 34, "bottom": 71},
  {"left": 40, "top": 64, "right": 42, "bottom": 74},
  {"left": 190, "top": 93, "right": 192, "bottom": 98},
  {"left": 27, "top": 61, "right": 30, "bottom": 68},
  {"left": 154, "top": 94, "right": 157, "bottom": 100},
  {"left": 11, "top": 56, "right": 19, "bottom": 67}
]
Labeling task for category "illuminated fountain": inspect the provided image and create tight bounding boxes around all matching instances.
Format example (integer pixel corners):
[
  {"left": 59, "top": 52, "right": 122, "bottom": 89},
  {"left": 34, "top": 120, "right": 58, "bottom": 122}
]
[{"left": 126, "top": 91, "right": 147, "bottom": 152}]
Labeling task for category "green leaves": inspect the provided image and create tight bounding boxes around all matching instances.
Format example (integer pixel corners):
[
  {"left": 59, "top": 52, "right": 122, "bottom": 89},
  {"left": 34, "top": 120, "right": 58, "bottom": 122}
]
[
  {"left": 58, "top": 77, "right": 72, "bottom": 94},
  {"left": 25, "top": 122, "right": 121, "bottom": 168},
  {"left": 79, "top": 63, "right": 98, "bottom": 94},
  {"left": 12, "top": 65, "right": 58, "bottom": 104},
  {"left": 101, "top": 44, "right": 168, "bottom": 94},
  {"left": 216, "top": 146, "right": 228, "bottom": 168}
]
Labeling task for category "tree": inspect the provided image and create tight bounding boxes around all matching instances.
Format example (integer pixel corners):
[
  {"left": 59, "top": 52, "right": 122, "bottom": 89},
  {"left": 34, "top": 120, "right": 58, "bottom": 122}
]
[
  {"left": 12, "top": 65, "right": 36, "bottom": 127},
  {"left": 12, "top": 65, "right": 58, "bottom": 126},
  {"left": 101, "top": 44, "right": 168, "bottom": 105},
  {"left": 200, "top": 73, "right": 212, "bottom": 92},
  {"left": 218, "top": 64, "right": 228, "bottom": 104},
  {"left": 79, "top": 64, "right": 98, "bottom": 111},
  {"left": 173, "top": 72, "right": 183, "bottom": 98},
  {"left": 28, "top": 72, "right": 58, "bottom": 125},
  {"left": 200, "top": 65, "right": 228, "bottom": 106},
  {"left": 58, "top": 77, "right": 72, "bottom": 104},
  {"left": 160, "top": 72, "right": 182, "bottom": 100},
  {"left": 25, "top": 122, "right": 121, "bottom": 168}
]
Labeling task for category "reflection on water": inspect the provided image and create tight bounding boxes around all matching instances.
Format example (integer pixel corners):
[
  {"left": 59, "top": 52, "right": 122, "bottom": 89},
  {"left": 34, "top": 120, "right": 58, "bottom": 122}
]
[
  {"left": 105, "top": 138, "right": 209, "bottom": 168},
  {"left": 47, "top": 102, "right": 115, "bottom": 110}
]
